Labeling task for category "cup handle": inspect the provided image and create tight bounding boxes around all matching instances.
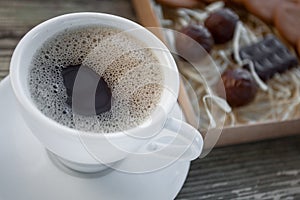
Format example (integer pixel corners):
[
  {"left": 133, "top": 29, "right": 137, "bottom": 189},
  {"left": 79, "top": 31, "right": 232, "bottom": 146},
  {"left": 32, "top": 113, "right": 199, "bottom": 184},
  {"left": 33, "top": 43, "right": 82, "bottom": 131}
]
[{"left": 146, "top": 117, "right": 203, "bottom": 162}]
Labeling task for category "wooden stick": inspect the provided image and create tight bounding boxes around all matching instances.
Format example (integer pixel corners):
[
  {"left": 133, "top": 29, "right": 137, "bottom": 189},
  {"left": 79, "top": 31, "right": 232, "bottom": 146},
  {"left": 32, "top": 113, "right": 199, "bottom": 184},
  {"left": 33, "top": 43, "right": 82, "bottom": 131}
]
[{"left": 132, "top": 0, "right": 198, "bottom": 128}]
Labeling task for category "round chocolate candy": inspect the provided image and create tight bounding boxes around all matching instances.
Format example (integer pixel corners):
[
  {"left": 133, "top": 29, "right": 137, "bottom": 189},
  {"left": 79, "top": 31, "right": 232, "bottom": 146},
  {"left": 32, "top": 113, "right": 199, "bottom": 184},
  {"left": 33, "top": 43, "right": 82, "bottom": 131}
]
[
  {"left": 204, "top": 8, "right": 239, "bottom": 44},
  {"left": 175, "top": 24, "right": 214, "bottom": 62},
  {"left": 217, "top": 68, "right": 258, "bottom": 107}
]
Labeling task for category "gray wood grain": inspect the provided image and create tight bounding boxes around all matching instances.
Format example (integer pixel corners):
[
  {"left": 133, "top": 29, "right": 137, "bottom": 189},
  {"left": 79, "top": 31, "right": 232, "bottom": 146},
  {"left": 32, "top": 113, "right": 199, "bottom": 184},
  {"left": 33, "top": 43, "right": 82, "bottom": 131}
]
[
  {"left": 177, "top": 136, "right": 300, "bottom": 199},
  {"left": 0, "top": 0, "right": 300, "bottom": 199}
]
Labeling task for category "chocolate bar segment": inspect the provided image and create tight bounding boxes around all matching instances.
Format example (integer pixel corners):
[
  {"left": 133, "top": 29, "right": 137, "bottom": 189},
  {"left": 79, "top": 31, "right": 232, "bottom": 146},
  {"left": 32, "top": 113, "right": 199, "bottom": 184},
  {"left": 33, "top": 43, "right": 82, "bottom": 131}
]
[{"left": 239, "top": 35, "right": 298, "bottom": 81}]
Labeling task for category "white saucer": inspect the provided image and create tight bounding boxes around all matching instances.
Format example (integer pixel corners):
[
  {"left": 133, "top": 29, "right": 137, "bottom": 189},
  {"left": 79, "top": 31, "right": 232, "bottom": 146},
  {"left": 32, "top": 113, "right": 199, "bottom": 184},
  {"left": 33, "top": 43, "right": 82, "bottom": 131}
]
[{"left": 0, "top": 77, "right": 190, "bottom": 200}]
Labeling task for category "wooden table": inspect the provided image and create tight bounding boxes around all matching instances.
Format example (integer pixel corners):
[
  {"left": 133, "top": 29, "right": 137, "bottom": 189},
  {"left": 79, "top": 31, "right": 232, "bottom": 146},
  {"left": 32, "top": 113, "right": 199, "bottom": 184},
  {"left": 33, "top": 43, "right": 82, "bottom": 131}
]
[{"left": 1, "top": 0, "right": 300, "bottom": 199}]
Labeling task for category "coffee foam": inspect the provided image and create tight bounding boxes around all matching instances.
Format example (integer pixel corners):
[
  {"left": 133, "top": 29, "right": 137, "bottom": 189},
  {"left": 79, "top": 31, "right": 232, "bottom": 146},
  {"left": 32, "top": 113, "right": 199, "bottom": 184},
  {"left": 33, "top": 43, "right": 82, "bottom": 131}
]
[{"left": 29, "top": 25, "right": 163, "bottom": 133}]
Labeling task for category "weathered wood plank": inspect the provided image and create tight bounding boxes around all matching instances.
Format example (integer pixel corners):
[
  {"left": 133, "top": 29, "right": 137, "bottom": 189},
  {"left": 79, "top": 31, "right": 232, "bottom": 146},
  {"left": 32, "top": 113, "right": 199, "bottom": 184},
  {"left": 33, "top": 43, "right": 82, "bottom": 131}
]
[{"left": 177, "top": 136, "right": 300, "bottom": 199}]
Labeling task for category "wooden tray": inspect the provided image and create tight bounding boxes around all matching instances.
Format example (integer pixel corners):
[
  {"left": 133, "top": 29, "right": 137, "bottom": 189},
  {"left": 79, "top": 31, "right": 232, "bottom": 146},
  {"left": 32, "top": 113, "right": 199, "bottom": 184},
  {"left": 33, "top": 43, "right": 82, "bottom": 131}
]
[{"left": 132, "top": 0, "right": 300, "bottom": 147}]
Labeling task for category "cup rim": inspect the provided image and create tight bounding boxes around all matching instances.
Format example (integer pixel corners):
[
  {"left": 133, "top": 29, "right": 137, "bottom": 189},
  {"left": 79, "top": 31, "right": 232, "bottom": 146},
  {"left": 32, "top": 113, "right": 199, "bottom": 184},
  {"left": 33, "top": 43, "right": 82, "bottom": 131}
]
[{"left": 10, "top": 12, "right": 179, "bottom": 138}]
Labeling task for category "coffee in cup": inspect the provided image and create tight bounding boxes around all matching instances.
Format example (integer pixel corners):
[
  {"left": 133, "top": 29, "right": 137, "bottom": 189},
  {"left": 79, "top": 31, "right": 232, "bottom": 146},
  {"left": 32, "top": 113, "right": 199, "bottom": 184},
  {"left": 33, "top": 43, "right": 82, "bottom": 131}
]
[{"left": 29, "top": 25, "right": 164, "bottom": 133}]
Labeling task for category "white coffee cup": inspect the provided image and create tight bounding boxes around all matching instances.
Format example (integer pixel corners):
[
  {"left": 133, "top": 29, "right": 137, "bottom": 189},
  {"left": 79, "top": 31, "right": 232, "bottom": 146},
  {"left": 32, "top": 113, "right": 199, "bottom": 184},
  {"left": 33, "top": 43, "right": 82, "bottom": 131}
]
[{"left": 10, "top": 13, "right": 203, "bottom": 173}]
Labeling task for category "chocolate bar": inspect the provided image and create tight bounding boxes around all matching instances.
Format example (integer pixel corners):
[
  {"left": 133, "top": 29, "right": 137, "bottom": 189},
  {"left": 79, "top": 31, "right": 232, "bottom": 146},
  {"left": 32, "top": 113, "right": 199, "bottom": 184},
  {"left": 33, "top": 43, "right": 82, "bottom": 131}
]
[{"left": 239, "top": 35, "right": 298, "bottom": 81}]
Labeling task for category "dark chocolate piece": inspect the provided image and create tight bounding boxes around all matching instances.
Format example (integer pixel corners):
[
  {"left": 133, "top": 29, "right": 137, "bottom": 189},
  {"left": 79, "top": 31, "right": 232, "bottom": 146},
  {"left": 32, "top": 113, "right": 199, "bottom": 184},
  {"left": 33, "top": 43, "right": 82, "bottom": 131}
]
[
  {"left": 239, "top": 35, "right": 298, "bottom": 81},
  {"left": 62, "top": 65, "right": 112, "bottom": 116},
  {"left": 175, "top": 24, "right": 214, "bottom": 62},
  {"left": 204, "top": 8, "right": 239, "bottom": 44},
  {"left": 217, "top": 68, "right": 258, "bottom": 107}
]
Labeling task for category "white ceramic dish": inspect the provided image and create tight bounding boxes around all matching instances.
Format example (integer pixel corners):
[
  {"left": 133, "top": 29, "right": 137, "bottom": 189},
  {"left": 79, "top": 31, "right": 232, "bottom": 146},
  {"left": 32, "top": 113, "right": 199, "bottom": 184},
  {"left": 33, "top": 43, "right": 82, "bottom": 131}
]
[{"left": 0, "top": 77, "right": 190, "bottom": 200}]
